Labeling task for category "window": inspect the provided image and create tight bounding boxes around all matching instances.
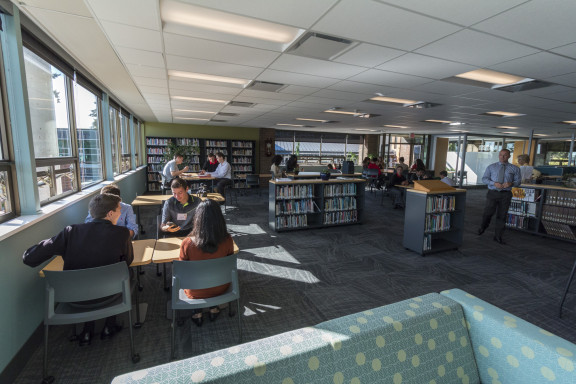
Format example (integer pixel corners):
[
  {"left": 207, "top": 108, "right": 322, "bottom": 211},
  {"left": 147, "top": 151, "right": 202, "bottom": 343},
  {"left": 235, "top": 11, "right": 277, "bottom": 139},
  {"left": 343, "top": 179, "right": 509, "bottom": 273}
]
[
  {"left": 109, "top": 106, "right": 120, "bottom": 175},
  {"left": 74, "top": 83, "right": 103, "bottom": 187},
  {"left": 275, "top": 131, "right": 362, "bottom": 166},
  {"left": 0, "top": 45, "right": 15, "bottom": 222},
  {"left": 134, "top": 118, "right": 141, "bottom": 166},
  {"left": 119, "top": 112, "right": 131, "bottom": 172}
]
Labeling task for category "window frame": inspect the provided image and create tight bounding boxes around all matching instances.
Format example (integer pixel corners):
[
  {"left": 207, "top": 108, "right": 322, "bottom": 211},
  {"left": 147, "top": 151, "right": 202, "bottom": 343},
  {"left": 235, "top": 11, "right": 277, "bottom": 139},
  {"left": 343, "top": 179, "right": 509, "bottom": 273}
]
[{"left": 0, "top": 39, "right": 16, "bottom": 223}]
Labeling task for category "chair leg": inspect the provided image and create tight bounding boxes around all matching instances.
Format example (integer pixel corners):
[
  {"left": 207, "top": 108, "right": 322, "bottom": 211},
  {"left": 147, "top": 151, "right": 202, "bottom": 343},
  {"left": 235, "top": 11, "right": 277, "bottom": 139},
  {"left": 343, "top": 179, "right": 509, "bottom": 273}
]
[
  {"left": 156, "top": 264, "right": 161, "bottom": 276},
  {"left": 136, "top": 266, "right": 143, "bottom": 291},
  {"left": 237, "top": 300, "right": 242, "bottom": 343},
  {"left": 43, "top": 324, "right": 54, "bottom": 383},
  {"left": 134, "top": 280, "right": 143, "bottom": 329},
  {"left": 163, "top": 264, "right": 169, "bottom": 291},
  {"left": 171, "top": 310, "right": 177, "bottom": 360},
  {"left": 128, "top": 310, "right": 140, "bottom": 363},
  {"left": 559, "top": 258, "right": 576, "bottom": 317}
]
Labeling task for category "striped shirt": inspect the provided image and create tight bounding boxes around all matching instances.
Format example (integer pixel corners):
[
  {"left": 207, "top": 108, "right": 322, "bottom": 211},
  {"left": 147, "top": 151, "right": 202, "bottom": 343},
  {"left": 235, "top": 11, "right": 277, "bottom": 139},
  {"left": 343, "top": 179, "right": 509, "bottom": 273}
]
[{"left": 482, "top": 162, "right": 521, "bottom": 191}]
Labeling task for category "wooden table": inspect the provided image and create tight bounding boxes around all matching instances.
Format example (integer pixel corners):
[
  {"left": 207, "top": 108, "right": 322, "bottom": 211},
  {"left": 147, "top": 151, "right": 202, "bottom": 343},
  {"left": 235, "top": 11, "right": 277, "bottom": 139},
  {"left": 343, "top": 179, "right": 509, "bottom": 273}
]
[
  {"left": 131, "top": 195, "right": 172, "bottom": 234},
  {"left": 181, "top": 172, "right": 216, "bottom": 191},
  {"left": 285, "top": 172, "right": 362, "bottom": 179}
]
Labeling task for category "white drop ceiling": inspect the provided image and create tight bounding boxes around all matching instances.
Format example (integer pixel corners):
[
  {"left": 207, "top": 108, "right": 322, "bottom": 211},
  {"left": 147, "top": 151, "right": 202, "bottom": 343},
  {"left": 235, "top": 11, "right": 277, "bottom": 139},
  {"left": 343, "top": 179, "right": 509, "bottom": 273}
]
[{"left": 13, "top": 0, "right": 576, "bottom": 138}]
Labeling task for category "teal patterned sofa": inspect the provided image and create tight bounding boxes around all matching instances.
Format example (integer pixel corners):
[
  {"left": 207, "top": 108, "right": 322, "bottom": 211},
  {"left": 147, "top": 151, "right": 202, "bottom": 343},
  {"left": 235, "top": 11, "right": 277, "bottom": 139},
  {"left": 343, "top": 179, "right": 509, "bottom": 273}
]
[{"left": 112, "top": 289, "right": 576, "bottom": 383}]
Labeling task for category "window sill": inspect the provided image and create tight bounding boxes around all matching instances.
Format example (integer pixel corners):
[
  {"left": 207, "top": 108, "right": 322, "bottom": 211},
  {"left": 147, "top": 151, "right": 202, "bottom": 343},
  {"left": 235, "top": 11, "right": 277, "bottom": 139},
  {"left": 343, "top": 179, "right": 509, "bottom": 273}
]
[{"left": 0, "top": 166, "right": 146, "bottom": 242}]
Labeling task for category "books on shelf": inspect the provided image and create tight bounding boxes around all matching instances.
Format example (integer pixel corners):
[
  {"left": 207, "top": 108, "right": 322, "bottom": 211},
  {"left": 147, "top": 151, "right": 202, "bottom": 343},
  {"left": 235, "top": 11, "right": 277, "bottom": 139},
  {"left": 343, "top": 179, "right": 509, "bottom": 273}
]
[
  {"left": 324, "top": 183, "right": 357, "bottom": 197},
  {"left": 506, "top": 214, "right": 529, "bottom": 229},
  {"left": 425, "top": 195, "right": 455, "bottom": 213},
  {"left": 542, "top": 205, "right": 576, "bottom": 225},
  {"left": 276, "top": 199, "right": 315, "bottom": 215},
  {"left": 545, "top": 189, "right": 576, "bottom": 207},
  {"left": 275, "top": 184, "right": 314, "bottom": 199},
  {"left": 231, "top": 141, "right": 253, "bottom": 148},
  {"left": 323, "top": 210, "right": 358, "bottom": 225},
  {"left": 276, "top": 215, "right": 308, "bottom": 230},
  {"left": 508, "top": 200, "right": 537, "bottom": 217},
  {"left": 541, "top": 220, "right": 576, "bottom": 240},
  {"left": 511, "top": 187, "right": 536, "bottom": 202},
  {"left": 146, "top": 137, "right": 169, "bottom": 146},
  {"left": 324, "top": 197, "right": 357, "bottom": 212},
  {"left": 424, "top": 213, "right": 451, "bottom": 233}
]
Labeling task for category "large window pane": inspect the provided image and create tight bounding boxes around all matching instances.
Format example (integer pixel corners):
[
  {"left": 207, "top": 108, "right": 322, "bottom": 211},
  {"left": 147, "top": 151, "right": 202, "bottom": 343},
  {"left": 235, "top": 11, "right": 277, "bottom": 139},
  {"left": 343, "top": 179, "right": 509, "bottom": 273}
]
[
  {"left": 120, "top": 113, "right": 131, "bottom": 173},
  {"left": 74, "top": 84, "right": 102, "bottom": 187},
  {"left": 24, "top": 48, "right": 71, "bottom": 158},
  {"left": 0, "top": 169, "right": 11, "bottom": 216},
  {"left": 109, "top": 107, "right": 120, "bottom": 175},
  {"left": 36, "top": 161, "right": 77, "bottom": 204}
]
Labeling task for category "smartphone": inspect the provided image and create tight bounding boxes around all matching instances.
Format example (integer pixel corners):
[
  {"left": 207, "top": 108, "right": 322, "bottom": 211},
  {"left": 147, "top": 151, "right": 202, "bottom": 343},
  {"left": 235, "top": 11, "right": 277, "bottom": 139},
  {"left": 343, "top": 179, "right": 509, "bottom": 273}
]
[{"left": 166, "top": 221, "right": 176, "bottom": 228}]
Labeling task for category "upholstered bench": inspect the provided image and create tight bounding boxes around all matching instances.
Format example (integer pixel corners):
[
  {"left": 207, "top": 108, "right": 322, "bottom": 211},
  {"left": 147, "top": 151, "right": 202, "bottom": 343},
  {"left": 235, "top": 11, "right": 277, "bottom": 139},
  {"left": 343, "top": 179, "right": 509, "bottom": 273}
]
[{"left": 112, "top": 289, "right": 576, "bottom": 384}]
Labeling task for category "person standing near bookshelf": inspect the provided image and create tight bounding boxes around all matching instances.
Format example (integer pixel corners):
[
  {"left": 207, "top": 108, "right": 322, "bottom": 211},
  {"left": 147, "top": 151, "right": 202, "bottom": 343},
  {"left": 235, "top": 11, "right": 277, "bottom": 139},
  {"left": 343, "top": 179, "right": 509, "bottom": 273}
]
[{"left": 477, "top": 149, "right": 521, "bottom": 244}]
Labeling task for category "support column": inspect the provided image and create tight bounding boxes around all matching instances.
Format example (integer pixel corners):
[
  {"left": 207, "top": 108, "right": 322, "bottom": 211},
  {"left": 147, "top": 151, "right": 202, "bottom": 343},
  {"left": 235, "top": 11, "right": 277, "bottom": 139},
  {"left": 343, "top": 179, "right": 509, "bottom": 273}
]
[
  {"left": 129, "top": 114, "right": 136, "bottom": 170},
  {"left": 101, "top": 94, "right": 114, "bottom": 180},
  {"left": 1, "top": 8, "right": 40, "bottom": 214}
]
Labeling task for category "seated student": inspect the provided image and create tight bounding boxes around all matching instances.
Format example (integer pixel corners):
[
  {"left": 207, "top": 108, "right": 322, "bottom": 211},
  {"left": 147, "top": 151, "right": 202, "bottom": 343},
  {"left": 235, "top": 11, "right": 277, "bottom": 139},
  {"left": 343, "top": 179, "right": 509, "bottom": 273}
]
[
  {"left": 367, "top": 157, "right": 387, "bottom": 189},
  {"left": 85, "top": 184, "right": 138, "bottom": 238},
  {"left": 285, "top": 154, "right": 298, "bottom": 172},
  {"left": 200, "top": 152, "right": 232, "bottom": 196},
  {"left": 517, "top": 154, "right": 533, "bottom": 183},
  {"left": 179, "top": 199, "right": 235, "bottom": 327},
  {"left": 162, "top": 153, "right": 189, "bottom": 188},
  {"left": 161, "top": 177, "right": 200, "bottom": 238},
  {"left": 202, "top": 153, "right": 218, "bottom": 173},
  {"left": 410, "top": 168, "right": 430, "bottom": 182},
  {"left": 395, "top": 157, "right": 409, "bottom": 172},
  {"left": 23, "top": 193, "right": 134, "bottom": 346},
  {"left": 410, "top": 158, "right": 426, "bottom": 171},
  {"left": 389, "top": 165, "right": 409, "bottom": 209},
  {"left": 440, "top": 170, "right": 455, "bottom": 186},
  {"left": 270, "top": 154, "right": 283, "bottom": 179}
]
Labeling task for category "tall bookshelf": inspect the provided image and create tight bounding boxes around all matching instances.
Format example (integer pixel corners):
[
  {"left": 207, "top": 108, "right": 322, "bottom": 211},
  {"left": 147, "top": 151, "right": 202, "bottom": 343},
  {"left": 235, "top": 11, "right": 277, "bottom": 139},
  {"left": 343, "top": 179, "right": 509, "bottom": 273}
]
[
  {"left": 269, "top": 179, "right": 365, "bottom": 231},
  {"left": 507, "top": 185, "right": 576, "bottom": 242},
  {"left": 230, "top": 140, "right": 255, "bottom": 189},
  {"left": 403, "top": 189, "right": 466, "bottom": 255}
]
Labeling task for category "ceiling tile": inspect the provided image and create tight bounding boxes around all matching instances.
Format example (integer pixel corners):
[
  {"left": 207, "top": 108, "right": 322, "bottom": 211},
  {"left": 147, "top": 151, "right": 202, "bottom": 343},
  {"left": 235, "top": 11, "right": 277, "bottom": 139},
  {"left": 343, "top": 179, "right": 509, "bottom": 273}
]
[
  {"left": 414, "top": 81, "right": 486, "bottom": 96},
  {"left": 165, "top": 55, "right": 263, "bottom": 79},
  {"left": 472, "top": 0, "right": 576, "bottom": 50},
  {"left": 86, "top": 0, "right": 161, "bottom": 30},
  {"left": 139, "top": 86, "right": 169, "bottom": 95},
  {"left": 133, "top": 77, "right": 168, "bottom": 88},
  {"left": 313, "top": 0, "right": 461, "bottom": 51},
  {"left": 115, "top": 47, "right": 165, "bottom": 68},
  {"left": 490, "top": 52, "right": 576, "bottom": 80},
  {"left": 127, "top": 64, "right": 167, "bottom": 79},
  {"left": 415, "top": 30, "right": 539, "bottom": 67},
  {"left": 23, "top": 0, "right": 93, "bottom": 17},
  {"left": 279, "top": 85, "right": 321, "bottom": 96},
  {"left": 327, "top": 81, "right": 394, "bottom": 95},
  {"left": 332, "top": 43, "right": 405, "bottom": 68},
  {"left": 169, "top": 80, "right": 242, "bottom": 96},
  {"left": 545, "top": 72, "right": 576, "bottom": 88},
  {"left": 257, "top": 69, "right": 340, "bottom": 88},
  {"left": 238, "top": 89, "right": 303, "bottom": 101},
  {"left": 310, "top": 89, "right": 371, "bottom": 102},
  {"left": 347, "top": 69, "right": 433, "bottom": 88},
  {"left": 550, "top": 43, "right": 576, "bottom": 60},
  {"left": 269, "top": 55, "right": 365, "bottom": 79},
  {"left": 100, "top": 21, "right": 162, "bottom": 51},
  {"left": 376, "top": 53, "right": 476, "bottom": 80}
]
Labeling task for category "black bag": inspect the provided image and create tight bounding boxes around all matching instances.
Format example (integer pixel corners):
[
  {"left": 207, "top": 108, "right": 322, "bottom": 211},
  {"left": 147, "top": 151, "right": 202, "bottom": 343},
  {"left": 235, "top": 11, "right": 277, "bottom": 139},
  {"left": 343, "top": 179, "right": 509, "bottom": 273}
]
[{"left": 341, "top": 161, "right": 355, "bottom": 174}]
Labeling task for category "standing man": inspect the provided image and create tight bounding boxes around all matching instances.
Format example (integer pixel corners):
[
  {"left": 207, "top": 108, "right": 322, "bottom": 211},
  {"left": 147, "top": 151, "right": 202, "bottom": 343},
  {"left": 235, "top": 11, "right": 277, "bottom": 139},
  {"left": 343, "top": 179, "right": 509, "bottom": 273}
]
[
  {"left": 202, "top": 153, "right": 218, "bottom": 173},
  {"left": 201, "top": 152, "right": 231, "bottom": 196},
  {"left": 161, "top": 177, "right": 200, "bottom": 237},
  {"left": 85, "top": 184, "right": 138, "bottom": 238},
  {"left": 478, "top": 149, "right": 521, "bottom": 244},
  {"left": 23, "top": 194, "right": 134, "bottom": 345},
  {"left": 162, "top": 153, "right": 189, "bottom": 188}
]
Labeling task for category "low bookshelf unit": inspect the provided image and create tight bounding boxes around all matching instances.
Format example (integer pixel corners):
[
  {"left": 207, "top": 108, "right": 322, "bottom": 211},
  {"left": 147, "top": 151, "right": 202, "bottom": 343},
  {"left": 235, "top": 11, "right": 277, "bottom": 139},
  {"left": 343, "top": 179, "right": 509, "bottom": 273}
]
[{"left": 269, "top": 179, "right": 365, "bottom": 232}]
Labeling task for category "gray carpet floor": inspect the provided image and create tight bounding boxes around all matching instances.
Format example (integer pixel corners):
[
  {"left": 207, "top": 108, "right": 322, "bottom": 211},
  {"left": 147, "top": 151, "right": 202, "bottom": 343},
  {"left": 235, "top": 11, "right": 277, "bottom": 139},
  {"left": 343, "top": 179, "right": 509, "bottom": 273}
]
[{"left": 14, "top": 188, "right": 576, "bottom": 383}]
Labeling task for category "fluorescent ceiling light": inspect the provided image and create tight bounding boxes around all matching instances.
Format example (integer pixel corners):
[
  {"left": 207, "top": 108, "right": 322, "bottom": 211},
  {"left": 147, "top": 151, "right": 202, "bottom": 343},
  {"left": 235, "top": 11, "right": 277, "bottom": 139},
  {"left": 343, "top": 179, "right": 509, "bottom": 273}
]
[
  {"left": 276, "top": 123, "right": 305, "bottom": 127},
  {"left": 174, "top": 117, "right": 210, "bottom": 121},
  {"left": 455, "top": 69, "right": 525, "bottom": 85},
  {"left": 425, "top": 120, "right": 452, "bottom": 124},
  {"left": 173, "top": 109, "right": 217, "bottom": 114},
  {"left": 370, "top": 96, "right": 419, "bottom": 105},
  {"left": 296, "top": 118, "right": 330, "bottom": 123},
  {"left": 485, "top": 111, "right": 525, "bottom": 117},
  {"left": 450, "top": 130, "right": 469, "bottom": 132},
  {"left": 172, "top": 96, "right": 228, "bottom": 104},
  {"left": 161, "top": 0, "right": 300, "bottom": 43},
  {"left": 534, "top": 134, "right": 548, "bottom": 137},
  {"left": 355, "top": 129, "right": 377, "bottom": 131},
  {"left": 561, "top": 121, "right": 576, "bottom": 125},
  {"left": 383, "top": 125, "right": 408, "bottom": 129},
  {"left": 323, "top": 109, "right": 358, "bottom": 115},
  {"left": 169, "top": 70, "right": 250, "bottom": 86},
  {"left": 496, "top": 126, "right": 518, "bottom": 129},
  {"left": 449, "top": 122, "right": 466, "bottom": 126}
]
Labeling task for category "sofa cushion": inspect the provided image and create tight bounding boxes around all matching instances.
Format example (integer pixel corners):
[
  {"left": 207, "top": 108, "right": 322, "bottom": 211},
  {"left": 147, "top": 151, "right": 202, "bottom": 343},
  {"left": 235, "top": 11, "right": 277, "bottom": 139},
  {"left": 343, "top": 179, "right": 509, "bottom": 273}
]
[
  {"left": 316, "top": 292, "right": 480, "bottom": 384},
  {"left": 441, "top": 288, "right": 576, "bottom": 384}
]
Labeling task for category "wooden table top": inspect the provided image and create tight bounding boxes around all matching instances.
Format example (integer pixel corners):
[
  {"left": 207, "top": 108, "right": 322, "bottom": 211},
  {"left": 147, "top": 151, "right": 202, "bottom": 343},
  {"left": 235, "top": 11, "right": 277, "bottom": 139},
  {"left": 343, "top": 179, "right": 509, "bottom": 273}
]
[
  {"left": 131, "top": 195, "right": 171, "bottom": 206},
  {"left": 38, "top": 239, "right": 157, "bottom": 277},
  {"left": 181, "top": 173, "right": 216, "bottom": 180},
  {"left": 153, "top": 237, "right": 239, "bottom": 263}
]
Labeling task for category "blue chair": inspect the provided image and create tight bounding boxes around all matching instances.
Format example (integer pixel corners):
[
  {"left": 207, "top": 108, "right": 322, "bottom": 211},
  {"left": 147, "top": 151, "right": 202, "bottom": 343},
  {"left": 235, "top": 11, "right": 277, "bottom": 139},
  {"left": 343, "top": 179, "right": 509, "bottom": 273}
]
[
  {"left": 43, "top": 262, "right": 139, "bottom": 383},
  {"left": 171, "top": 255, "right": 241, "bottom": 359}
]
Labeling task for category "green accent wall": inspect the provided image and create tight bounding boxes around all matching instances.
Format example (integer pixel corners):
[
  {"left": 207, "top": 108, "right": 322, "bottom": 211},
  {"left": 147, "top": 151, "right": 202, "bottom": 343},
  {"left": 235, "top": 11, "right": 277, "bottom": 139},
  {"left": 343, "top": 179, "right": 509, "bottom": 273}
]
[{"left": 0, "top": 169, "right": 147, "bottom": 373}]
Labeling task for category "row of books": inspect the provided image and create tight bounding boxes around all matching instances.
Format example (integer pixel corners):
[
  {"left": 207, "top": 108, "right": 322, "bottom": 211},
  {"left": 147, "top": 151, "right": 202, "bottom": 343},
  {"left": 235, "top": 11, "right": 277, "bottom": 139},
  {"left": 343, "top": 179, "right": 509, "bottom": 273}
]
[
  {"left": 146, "top": 138, "right": 170, "bottom": 146},
  {"left": 506, "top": 213, "right": 530, "bottom": 229},
  {"left": 276, "top": 215, "right": 308, "bottom": 230},
  {"left": 147, "top": 173, "right": 162, "bottom": 182},
  {"left": 147, "top": 156, "right": 165, "bottom": 164},
  {"left": 423, "top": 235, "right": 433, "bottom": 252},
  {"left": 425, "top": 195, "right": 456, "bottom": 213},
  {"left": 232, "top": 165, "right": 253, "bottom": 171},
  {"left": 206, "top": 148, "right": 228, "bottom": 155},
  {"left": 508, "top": 200, "right": 537, "bottom": 217},
  {"left": 541, "top": 205, "right": 576, "bottom": 225},
  {"left": 232, "top": 157, "right": 253, "bottom": 164},
  {"left": 206, "top": 140, "right": 228, "bottom": 147},
  {"left": 232, "top": 149, "right": 253, "bottom": 156},
  {"left": 511, "top": 187, "right": 537, "bottom": 202},
  {"left": 424, "top": 213, "right": 451, "bottom": 233},
  {"left": 276, "top": 199, "right": 316, "bottom": 215},
  {"left": 545, "top": 189, "right": 576, "bottom": 208},
  {"left": 275, "top": 185, "right": 314, "bottom": 200},
  {"left": 323, "top": 183, "right": 357, "bottom": 197},
  {"left": 176, "top": 138, "right": 199, "bottom": 146},
  {"left": 324, "top": 197, "right": 357, "bottom": 212},
  {"left": 231, "top": 141, "right": 253, "bottom": 148},
  {"left": 541, "top": 220, "right": 576, "bottom": 241},
  {"left": 148, "top": 164, "right": 163, "bottom": 172},
  {"left": 323, "top": 210, "right": 358, "bottom": 225}
]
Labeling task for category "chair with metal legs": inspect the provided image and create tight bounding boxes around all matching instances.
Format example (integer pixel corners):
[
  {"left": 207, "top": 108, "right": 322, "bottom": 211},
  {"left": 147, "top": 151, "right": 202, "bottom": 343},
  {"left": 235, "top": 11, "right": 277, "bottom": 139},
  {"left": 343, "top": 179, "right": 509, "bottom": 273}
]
[
  {"left": 43, "top": 262, "right": 139, "bottom": 383},
  {"left": 559, "top": 257, "right": 576, "bottom": 317}
]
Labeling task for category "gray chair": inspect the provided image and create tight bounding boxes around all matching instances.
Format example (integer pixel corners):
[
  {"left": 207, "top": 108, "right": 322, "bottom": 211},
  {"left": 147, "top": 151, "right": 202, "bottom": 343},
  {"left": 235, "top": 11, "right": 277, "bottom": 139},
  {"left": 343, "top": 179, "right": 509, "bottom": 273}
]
[
  {"left": 223, "top": 182, "right": 239, "bottom": 213},
  {"left": 43, "top": 262, "right": 139, "bottom": 383},
  {"left": 171, "top": 256, "right": 241, "bottom": 359},
  {"left": 245, "top": 174, "right": 261, "bottom": 197},
  {"left": 364, "top": 168, "right": 379, "bottom": 192}
]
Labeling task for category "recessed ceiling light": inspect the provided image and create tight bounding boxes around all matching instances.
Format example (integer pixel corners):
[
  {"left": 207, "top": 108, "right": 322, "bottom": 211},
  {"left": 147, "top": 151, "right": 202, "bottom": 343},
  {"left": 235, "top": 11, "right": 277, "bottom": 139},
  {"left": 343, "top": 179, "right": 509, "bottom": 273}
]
[
  {"left": 168, "top": 70, "right": 250, "bottom": 86},
  {"left": 561, "top": 121, "right": 576, "bottom": 125},
  {"left": 173, "top": 109, "right": 217, "bottom": 114},
  {"left": 370, "top": 96, "right": 418, "bottom": 105},
  {"left": 425, "top": 119, "right": 452, "bottom": 124},
  {"left": 296, "top": 118, "right": 330, "bottom": 123},
  {"left": 161, "top": 0, "right": 301, "bottom": 43},
  {"left": 383, "top": 125, "right": 408, "bottom": 129},
  {"left": 534, "top": 134, "right": 549, "bottom": 137},
  {"left": 455, "top": 69, "right": 525, "bottom": 85},
  {"left": 484, "top": 111, "right": 525, "bottom": 118},
  {"left": 174, "top": 117, "right": 210, "bottom": 121},
  {"left": 323, "top": 109, "right": 358, "bottom": 115},
  {"left": 450, "top": 130, "right": 469, "bottom": 132},
  {"left": 276, "top": 123, "right": 305, "bottom": 127},
  {"left": 355, "top": 129, "right": 378, "bottom": 131},
  {"left": 172, "top": 96, "right": 228, "bottom": 104},
  {"left": 501, "top": 131, "right": 515, "bottom": 134},
  {"left": 496, "top": 126, "right": 519, "bottom": 129}
]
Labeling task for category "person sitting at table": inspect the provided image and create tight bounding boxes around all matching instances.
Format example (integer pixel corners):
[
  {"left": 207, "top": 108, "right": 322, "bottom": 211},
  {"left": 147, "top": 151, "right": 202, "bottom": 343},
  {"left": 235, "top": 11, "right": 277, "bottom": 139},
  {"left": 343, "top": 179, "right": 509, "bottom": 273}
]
[
  {"left": 410, "top": 168, "right": 430, "bottom": 182},
  {"left": 161, "top": 177, "right": 200, "bottom": 237},
  {"left": 517, "top": 154, "right": 533, "bottom": 183},
  {"left": 270, "top": 154, "right": 283, "bottom": 179},
  {"left": 162, "top": 153, "right": 189, "bottom": 188},
  {"left": 85, "top": 184, "right": 138, "bottom": 238},
  {"left": 389, "top": 165, "right": 409, "bottom": 209},
  {"left": 395, "top": 157, "right": 409, "bottom": 172},
  {"left": 285, "top": 154, "right": 298, "bottom": 172},
  {"left": 361, "top": 157, "right": 370, "bottom": 171},
  {"left": 200, "top": 152, "right": 232, "bottom": 196},
  {"left": 179, "top": 199, "right": 235, "bottom": 327},
  {"left": 202, "top": 153, "right": 218, "bottom": 173},
  {"left": 410, "top": 158, "right": 425, "bottom": 171},
  {"left": 440, "top": 170, "right": 455, "bottom": 186},
  {"left": 23, "top": 193, "right": 134, "bottom": 346}
]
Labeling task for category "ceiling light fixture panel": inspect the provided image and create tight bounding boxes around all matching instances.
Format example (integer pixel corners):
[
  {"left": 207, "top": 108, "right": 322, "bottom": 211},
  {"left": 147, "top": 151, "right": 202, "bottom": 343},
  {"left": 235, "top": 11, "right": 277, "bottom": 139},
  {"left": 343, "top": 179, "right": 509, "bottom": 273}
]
[
  {"left": 169, "top": 70, "right": 251, "bottom": 86},
  {"left": 172, "top": 96, "right": 228, "bottom": 103},
  {"left": 484, "top": 111, "right": 525, "bottom": 118}
]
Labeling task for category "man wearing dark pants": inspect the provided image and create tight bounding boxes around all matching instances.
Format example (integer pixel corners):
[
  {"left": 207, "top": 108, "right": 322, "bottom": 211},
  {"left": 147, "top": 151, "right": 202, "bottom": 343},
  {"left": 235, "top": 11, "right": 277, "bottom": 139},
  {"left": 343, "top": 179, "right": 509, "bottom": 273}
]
[
  {"left": 201, "top": 152, "right": 232, "bottom": 197},
  {"left": 478, "top": 149, "right": 521, "bottom": 244}
]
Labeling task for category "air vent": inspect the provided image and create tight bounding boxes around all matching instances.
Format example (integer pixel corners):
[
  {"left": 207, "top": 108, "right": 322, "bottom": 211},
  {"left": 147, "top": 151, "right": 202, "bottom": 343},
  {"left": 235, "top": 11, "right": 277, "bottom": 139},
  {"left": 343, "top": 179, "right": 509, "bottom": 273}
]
[
  {"left": 247, "top": 81, "right": 286, "bottom": 92},
  {"left": 492, "top": 80, "right": 553, "bottom": 93},
  {"left": 210, "top": 119, "right": 228, "bottom": 123},
  {"left": 228, "top": 101, "right": 256, "bottom": 108},
  {"left": 287, "top": 32, "right": 356, "bottom": 60},
  {"left": 217, "top": 112, "right": 239, "bottom": 117}
]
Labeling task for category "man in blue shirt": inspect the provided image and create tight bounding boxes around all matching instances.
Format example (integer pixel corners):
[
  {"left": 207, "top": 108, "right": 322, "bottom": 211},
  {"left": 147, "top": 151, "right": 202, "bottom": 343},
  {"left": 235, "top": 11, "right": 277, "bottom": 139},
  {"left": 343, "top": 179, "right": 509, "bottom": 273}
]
[
  {"left": 200, "top": 152, "right": 232, "bottom": 196},
  {"left": 162, "top": 154, "right": 189, "bottom": 187},
  {"left": 478, "top": 149, "right": 521, "bottom": 244},
  {"left": 86, "top": 184, "right": 138, "bottom": 238}
]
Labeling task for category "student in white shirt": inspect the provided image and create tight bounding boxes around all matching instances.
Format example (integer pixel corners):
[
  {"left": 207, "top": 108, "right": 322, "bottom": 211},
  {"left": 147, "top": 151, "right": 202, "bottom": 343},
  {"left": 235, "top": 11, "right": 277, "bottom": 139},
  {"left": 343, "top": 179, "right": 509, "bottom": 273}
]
[
  {"left": 200, "top": 152, "right": 231, "bottom": 195},
  {"left": 439, "top": 170, "right": 455, "bottom": 186}
]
